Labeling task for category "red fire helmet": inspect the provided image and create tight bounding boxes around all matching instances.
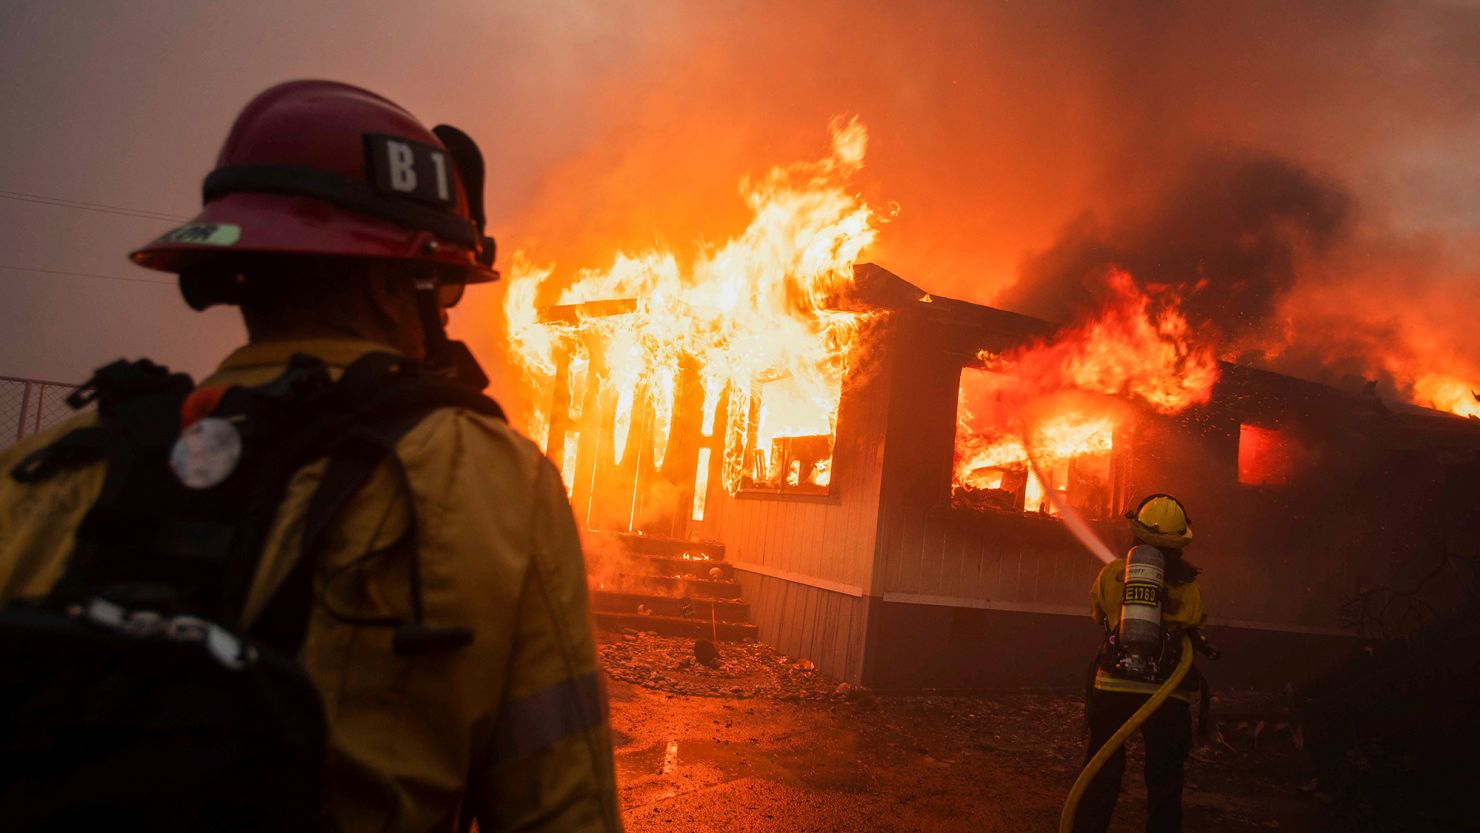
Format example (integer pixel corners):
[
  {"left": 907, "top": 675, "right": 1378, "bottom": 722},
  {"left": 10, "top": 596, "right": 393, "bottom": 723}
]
[{"left": 131, "top": 80, "right": 497, "bottom": 284}]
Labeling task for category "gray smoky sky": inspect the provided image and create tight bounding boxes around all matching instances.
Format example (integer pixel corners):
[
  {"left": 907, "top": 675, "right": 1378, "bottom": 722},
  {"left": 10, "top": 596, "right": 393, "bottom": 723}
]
[
  {"left": 1, "top": 1, "right": 1477, "bottom": 405},
  {"left": 0, "top": 0, "right": 688, "bottom": 384}
]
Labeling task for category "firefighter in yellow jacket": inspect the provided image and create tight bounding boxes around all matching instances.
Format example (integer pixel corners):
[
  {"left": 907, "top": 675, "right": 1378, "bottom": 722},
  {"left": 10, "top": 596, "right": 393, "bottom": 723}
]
[
  {"left": 0, "top": 81, "right": 621, "bottom": 832},
  {"left": 1074, "top": 494, "right": 1210, "bottom": 833}
]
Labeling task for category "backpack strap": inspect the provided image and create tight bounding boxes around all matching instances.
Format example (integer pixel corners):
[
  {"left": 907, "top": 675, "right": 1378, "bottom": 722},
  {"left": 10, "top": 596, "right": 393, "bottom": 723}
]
[
  {"left": 27, "top": 361, "right": 205, "bottom": 606},
  {"left": 41, "top": 355, "right": 344, "bottom": 615},
  {"left": 248, "top": 426, "right": 407, "bottom": 655},
  {"left": 9, "top": 359, "right": 193, "bottom": 485},
  {"left": 15, "top": 350, "right": 504, "bottom": 661},
  {"left": 10, "top": 427, "right": 108, "bottom": 483},
  {"left": 247, "top": 351, "right": 504, "bottom": 658}
]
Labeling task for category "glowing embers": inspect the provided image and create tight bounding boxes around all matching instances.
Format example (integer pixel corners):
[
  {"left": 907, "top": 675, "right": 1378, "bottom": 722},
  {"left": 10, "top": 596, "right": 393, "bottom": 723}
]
[
  {"left": 1237, "top": 423, "right": 1295, "bottom": 487},
  {"left": 953, "top": 367, "right": 1121, "bottom": 518},
  {"left": 740, "top": 374, "right": 840, "bottom": 495}
]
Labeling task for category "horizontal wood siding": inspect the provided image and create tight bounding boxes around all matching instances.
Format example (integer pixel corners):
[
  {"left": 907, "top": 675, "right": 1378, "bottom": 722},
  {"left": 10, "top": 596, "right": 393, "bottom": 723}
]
[
  {"left": 885, "top": 508, "right": 1108, "bottom": 614},
  {"left": 872, "top": 307, "right": 1107, "bottom": 614},
  {"left": 686, "top": 313, "right": 896, "bottom": 674},
  {"left": 871, "top": 309, "right": 1460, "bottom": 634},
  {"left": 734, "top": 569, "right": 869, "bottom": 683},
  {"left": 862, "top": 599, "right": 1359, "bottom": 690}
]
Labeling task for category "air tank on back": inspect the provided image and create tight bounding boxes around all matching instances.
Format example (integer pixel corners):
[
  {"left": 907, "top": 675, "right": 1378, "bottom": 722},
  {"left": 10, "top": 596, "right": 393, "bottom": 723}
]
[{"left": 1116, "top": 544, "right": 1165, "bottom": 680}]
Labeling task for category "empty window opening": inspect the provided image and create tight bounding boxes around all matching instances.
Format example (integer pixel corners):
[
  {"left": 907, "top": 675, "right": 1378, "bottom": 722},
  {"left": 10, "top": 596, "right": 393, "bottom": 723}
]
[
  {"left": 953, "top": 367, "right": 1121, "bottom": 518},
  {"left": 739, "top": 374, "right": 839, "bottom": 495}
]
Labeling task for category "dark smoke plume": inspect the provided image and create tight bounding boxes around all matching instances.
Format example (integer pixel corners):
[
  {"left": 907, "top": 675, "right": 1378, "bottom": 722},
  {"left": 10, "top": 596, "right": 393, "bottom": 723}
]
[
  {"left": 463, "top": 0, "right": 1480, "bottom": 418},
  {"left": 998, "top": 150, "right": 1352, "bottom": 350}
]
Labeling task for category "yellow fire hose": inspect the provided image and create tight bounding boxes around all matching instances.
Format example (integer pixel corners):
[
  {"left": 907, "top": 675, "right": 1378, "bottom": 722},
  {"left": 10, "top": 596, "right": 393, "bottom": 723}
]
[{"left": 1058, "top": 633, "right": 1194, "bottom": 833}]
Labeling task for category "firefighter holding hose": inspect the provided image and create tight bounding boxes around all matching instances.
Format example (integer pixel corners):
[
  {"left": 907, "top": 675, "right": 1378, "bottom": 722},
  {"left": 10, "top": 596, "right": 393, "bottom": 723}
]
[{"left": 1070, "top": 493, "right": 1217, "bottom": 833}]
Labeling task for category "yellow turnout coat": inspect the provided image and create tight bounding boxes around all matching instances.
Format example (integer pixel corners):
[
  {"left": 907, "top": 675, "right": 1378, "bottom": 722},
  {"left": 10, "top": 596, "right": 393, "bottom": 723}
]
[{"left": 0, "top": 339, "right": 622, "bottom": 833}]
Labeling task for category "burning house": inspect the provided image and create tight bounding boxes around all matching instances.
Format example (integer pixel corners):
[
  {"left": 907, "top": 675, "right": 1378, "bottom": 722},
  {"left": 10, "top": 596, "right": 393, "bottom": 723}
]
[
  {"left": 510, "top": 258, "right": 1480, "bottom": 690},
  {"left": 503, "top": 122, "right": 1480, "bottom": 692}
]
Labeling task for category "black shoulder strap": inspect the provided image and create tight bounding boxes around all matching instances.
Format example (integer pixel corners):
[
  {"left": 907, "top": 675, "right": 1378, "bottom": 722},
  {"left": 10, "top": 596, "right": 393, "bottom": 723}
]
[
  {"left": 9, "top": 359, "right": 192, "bottom": 485},
  {"left": 16, "top": 350, "right": 504, "bottom": 661},
  {"left": 10, "top": 427, "right": 108, "bottom": 483},
  {"left": 334, "top": 350, "right": 504, "bottom": 423},
  {"left": 248, "top": 352, "right": 504, "bottom": 657},
  {"left": 45, "top": 353, "right": 338, "bottom": 615},
  {"left": 24, "top": 361, "right": 203, "bottom": 606}
]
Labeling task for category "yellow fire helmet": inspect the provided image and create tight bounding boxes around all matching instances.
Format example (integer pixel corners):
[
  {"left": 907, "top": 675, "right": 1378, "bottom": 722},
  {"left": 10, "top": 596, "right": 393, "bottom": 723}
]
[{"left": 1127, "top": 493, "right": 1193, "bottom": 549}]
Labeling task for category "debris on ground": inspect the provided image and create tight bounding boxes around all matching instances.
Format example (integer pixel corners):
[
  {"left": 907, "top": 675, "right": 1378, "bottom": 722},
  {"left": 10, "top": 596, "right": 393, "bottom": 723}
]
[
  {"left": 599, "top": 630, "right": 849, "bottom": 700},
  {"left": 603, "top": 631, "right": 1320, "bottom": 830},
  {"left": 610, "top": 679, "right": 1319, "bottom": 833}
]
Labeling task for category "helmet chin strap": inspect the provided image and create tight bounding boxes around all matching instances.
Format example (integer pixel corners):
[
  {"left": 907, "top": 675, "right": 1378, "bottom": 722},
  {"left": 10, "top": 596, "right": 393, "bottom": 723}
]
[{"left": 413, "top": 279, "right": 489, "bottom": 390}]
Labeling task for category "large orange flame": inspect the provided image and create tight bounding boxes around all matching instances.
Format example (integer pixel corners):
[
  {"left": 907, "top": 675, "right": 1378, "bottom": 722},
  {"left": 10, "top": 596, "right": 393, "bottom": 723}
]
[
  {"left": 954, "top": 270, "right": 1220, "bottom": 510},
  {"left": 504, "top": 118, "right": 877, "bottom": 496},
  {"left": 1411, "top": 373, "right": 1480, "bottom": 419},
  {"left": 991, "top": 270, "right": 1220, "bottom": 414}
]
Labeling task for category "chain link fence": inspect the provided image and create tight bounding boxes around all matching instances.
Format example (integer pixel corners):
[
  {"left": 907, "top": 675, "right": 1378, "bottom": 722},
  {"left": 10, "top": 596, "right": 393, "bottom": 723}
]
[{"left": 1, "top": 375, "right": 85, "bottom": 445}]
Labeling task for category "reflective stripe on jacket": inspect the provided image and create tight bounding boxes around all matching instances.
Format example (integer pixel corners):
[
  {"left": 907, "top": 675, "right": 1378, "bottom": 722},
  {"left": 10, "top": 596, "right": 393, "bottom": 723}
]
[
  {"left": 0, "top": 338, "right": 623, "bottom": 833},
  {"left": 1089, "top": 556, "right": 1206, "bottom": 701}
]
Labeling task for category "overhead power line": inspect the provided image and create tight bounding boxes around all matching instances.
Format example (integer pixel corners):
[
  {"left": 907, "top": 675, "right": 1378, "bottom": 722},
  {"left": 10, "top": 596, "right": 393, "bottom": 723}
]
[
  {"left": 0, "top": 189, "right": 189, "bottom": 223},
  {"left": 0, "top": 264, "right": 174, "bottom": 287}
]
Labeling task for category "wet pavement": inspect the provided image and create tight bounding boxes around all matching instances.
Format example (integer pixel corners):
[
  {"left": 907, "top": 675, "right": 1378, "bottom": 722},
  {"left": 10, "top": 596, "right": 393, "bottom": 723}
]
[{"left": 609, "top": 668, "right": 1321, "bottom": 832}]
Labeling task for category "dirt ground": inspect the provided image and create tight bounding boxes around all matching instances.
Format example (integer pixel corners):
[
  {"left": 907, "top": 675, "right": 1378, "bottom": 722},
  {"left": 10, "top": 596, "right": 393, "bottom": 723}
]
[{"left": 604, "top": 633, "right": 1321, "bottom": 833}]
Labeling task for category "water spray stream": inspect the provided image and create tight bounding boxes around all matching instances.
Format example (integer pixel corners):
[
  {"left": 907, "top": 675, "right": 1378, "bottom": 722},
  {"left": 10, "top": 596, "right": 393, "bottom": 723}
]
[{"left": 1024, "top": 436, "right": 1117, "bottom": 565}]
